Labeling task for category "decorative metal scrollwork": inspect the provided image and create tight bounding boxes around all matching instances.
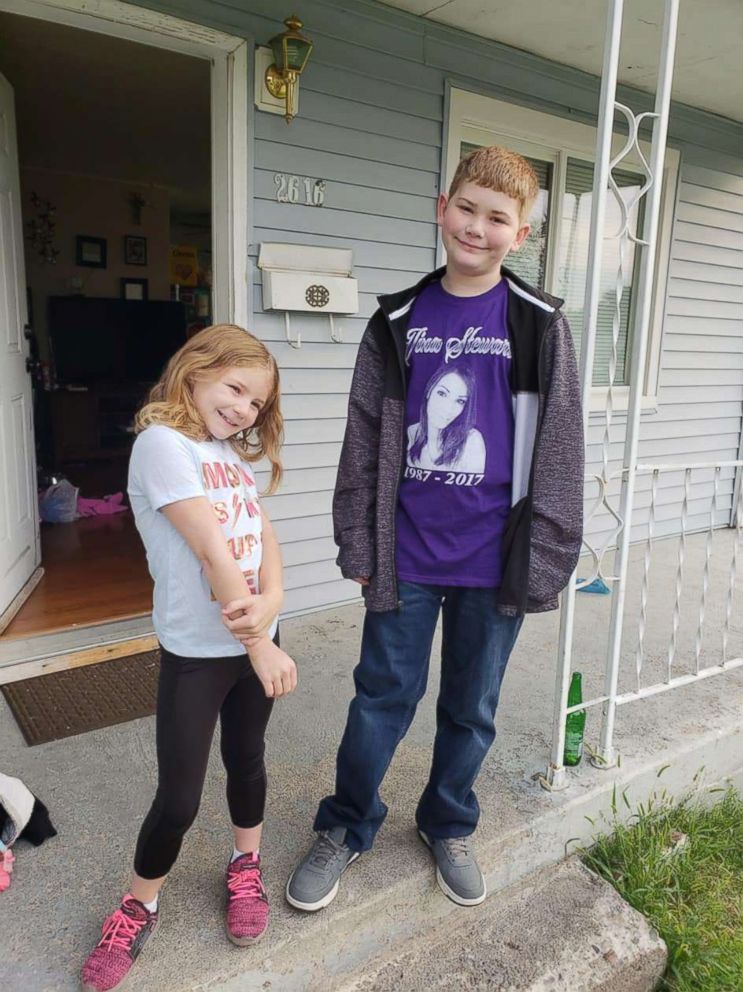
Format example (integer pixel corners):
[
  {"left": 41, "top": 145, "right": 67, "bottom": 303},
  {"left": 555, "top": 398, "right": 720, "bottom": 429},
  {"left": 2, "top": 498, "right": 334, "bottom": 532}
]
[{"left": 306, "top": 284, "right": 329, "bottom": 308}]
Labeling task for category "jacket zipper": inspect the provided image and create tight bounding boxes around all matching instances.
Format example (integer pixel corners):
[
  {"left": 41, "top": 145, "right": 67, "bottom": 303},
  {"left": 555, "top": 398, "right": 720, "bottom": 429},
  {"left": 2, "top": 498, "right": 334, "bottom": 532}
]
[
  {"left": 534, "top": 311, "right": 559, "bottom": 461},
  {"left": 497, "top": 309, "right": 557, "bottom": 612},
  {"left": 383, "top": 308, "right": 409, "bottom": 610}
]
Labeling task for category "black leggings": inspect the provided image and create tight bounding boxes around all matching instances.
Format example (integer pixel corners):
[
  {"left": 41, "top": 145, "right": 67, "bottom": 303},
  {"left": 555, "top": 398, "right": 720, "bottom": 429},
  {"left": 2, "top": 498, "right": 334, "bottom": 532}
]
[{"left": 134, "top": 638, "right": 276, "bottom": 879}]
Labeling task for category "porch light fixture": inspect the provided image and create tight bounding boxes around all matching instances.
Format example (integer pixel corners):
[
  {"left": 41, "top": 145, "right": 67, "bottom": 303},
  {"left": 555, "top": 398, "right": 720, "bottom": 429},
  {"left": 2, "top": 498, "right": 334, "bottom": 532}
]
[{"left": 265, "top": 15, "right": 313, "bottom": 123}]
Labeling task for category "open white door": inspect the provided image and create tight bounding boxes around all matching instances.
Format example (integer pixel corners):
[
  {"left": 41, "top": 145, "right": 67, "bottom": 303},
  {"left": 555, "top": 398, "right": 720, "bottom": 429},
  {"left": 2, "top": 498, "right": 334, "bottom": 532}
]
[{"left": 0, "top": 72, "right": 39, "bottom": 623}]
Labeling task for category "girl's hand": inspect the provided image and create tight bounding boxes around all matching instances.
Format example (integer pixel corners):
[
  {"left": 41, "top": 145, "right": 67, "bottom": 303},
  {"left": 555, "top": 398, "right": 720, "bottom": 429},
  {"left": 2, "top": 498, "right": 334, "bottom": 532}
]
[
  {"left": 222, "top": 591, "right": 282, "bottom": 642},
  {"left": 353, "top": 577, "right": 370, "bottom": 586},
  {"left": 246, "top": 637, "right": 297, "bottom": 698}
]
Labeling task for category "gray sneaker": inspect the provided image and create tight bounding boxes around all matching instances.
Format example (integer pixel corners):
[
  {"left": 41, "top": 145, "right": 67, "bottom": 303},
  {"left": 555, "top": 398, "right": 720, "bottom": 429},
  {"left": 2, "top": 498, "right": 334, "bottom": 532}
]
[
  {"left": 286, "top": 826, "right": 360, "bottom": 911},
  {"left": 418, "top": 829, "right": 486, "bottom": 906}
]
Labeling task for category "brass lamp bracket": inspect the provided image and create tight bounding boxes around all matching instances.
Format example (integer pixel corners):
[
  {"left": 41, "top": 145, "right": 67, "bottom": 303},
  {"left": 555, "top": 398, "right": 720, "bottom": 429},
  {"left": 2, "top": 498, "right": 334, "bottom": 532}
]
[{"left": 265, "top": 64, "right": 287, "bottom": 100}]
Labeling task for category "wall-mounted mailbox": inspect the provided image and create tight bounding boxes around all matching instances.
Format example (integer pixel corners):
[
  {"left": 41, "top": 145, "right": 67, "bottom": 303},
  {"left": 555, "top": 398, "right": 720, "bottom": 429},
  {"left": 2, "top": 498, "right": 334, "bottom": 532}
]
[{"left": 258, "top": 243, "right": 358, "bottom": 347}]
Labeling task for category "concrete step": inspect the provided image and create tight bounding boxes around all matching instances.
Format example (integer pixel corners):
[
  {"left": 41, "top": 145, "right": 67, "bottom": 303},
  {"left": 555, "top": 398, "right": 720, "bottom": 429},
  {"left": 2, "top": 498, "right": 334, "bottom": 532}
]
[
  {"left": 2, "top": 593, "right": 741, "bottom": 992},
  {"left": 334, "top": 858, "right": 667, "bottom": 992}
]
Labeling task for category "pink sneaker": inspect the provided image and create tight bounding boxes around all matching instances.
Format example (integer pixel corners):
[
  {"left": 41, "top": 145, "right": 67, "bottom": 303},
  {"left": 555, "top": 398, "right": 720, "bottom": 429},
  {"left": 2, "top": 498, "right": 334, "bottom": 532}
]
[
  {"left": 225, "top": 852, "right": 269, "bottom": 945},
  {"left": 81, "top": 895, "right": 158, "bottom": 991}
]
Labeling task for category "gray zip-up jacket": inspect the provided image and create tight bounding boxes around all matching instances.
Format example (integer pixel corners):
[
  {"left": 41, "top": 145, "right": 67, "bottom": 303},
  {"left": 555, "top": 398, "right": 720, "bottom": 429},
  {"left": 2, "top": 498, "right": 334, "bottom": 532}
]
[{"left": 333, "top": 265, "right": 584, "bottom": 616}]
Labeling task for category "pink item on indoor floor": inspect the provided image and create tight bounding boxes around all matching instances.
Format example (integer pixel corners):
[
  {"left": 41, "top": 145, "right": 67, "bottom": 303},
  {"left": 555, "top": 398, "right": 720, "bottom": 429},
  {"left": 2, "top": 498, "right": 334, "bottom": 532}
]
[{"left": 77, "top": 493, "right": 128, "bottom": 517}]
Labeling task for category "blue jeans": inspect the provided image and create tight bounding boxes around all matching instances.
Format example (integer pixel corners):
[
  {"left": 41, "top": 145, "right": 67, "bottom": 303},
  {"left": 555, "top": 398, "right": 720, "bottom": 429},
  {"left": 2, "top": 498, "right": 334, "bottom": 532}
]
[{"left": 314, "top": 581, "right": 523, "bottom": 852}]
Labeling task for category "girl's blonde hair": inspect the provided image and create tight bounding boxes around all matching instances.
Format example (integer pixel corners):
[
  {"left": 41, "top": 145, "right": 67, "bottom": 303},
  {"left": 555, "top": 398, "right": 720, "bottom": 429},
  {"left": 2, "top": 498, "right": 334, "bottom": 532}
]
[{"left": 135, "top": 324, "right": 283, "bottom": 493}]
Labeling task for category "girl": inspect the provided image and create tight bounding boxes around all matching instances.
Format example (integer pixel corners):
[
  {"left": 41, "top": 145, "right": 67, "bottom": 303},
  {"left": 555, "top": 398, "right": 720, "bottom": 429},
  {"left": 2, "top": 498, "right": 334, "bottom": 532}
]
[
  {"left": 407, "top": 365, "right": 486, "bottom": 473},
  {"left": 81, "top": 325, "right": 296, "bottom": 992}
]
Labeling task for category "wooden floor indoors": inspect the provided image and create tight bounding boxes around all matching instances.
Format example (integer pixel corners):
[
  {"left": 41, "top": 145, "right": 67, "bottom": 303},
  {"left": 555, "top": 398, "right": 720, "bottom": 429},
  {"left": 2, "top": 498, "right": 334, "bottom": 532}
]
[{"left": 2, "top": 512, "right": 152, "bottom": 640}]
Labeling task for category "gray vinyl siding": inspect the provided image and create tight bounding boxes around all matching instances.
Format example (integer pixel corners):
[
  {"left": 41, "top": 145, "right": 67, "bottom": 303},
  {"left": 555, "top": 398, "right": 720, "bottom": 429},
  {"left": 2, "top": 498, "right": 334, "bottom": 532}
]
[
  {"left": 141, "top": 0, "right": 743, "bottom": 616},
  {"left": 246, "top": 3, "right": 441, "bottom": 614},
  {"left": 585, "top": 156, "right": 743, "bottom": 552},
  {"left": 659, "top": 158, "right": 743, "bottom": 528}
]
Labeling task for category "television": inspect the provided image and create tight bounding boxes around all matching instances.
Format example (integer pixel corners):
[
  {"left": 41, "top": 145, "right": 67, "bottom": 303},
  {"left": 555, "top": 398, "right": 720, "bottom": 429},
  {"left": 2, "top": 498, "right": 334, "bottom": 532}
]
[{"left": 48, "top": 297, "right": 188, "bottom": 385}]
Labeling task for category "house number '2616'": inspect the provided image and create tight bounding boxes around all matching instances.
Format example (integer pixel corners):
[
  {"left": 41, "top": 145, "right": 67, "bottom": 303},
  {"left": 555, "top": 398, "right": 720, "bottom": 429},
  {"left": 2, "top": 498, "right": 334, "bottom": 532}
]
[{"left": 274, "top": 173, "right": 326, "bottom": 206}]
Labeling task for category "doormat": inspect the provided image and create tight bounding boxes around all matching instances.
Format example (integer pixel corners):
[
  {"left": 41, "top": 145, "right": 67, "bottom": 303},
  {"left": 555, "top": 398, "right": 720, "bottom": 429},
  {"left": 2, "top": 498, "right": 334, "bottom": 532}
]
[{"left": 1, "top": 651, "right": 160, "bottom": 747}]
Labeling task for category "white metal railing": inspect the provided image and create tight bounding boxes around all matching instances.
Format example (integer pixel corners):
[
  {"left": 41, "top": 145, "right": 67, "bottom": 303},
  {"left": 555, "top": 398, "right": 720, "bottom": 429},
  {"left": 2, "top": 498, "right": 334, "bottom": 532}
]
[
  {"left": 545, "top": 0, "right": 691, "bottom": 790},
  {"left": 549, "top": 464, "right": 743, "bottom": 780},
  {"left": 628, "top": 465, "right": 743, "bottom": 694}
]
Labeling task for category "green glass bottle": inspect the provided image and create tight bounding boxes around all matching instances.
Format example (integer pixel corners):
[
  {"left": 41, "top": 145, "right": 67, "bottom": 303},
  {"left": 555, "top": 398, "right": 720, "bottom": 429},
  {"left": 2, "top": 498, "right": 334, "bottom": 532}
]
[{"left": 563, "top": 672, "right": 586, "bottom": 766}]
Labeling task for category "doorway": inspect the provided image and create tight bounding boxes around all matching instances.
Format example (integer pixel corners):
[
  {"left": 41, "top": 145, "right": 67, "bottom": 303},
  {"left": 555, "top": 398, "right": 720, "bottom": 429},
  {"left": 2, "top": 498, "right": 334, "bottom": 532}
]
[{"left": 0, "top": 0, "right": 249, "bottom": 666}]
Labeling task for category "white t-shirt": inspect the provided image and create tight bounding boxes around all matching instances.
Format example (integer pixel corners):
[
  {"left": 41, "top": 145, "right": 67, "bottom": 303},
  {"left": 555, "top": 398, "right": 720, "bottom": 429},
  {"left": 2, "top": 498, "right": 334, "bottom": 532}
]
[{"left": 128, "top": 424, "right": 277, "bottom": 657}]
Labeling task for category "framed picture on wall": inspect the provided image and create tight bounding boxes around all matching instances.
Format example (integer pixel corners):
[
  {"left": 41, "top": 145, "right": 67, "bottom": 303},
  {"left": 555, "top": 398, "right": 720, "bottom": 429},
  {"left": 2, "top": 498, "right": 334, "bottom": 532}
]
[
  {"left": 76, "top": 235, "right": 107, "bottom": 268},
  {"left": 124, "top": 234, "right": 147, "bottom": 266},
  {"left": 121, "top": 277, "right": 148, "bottom": 301}
]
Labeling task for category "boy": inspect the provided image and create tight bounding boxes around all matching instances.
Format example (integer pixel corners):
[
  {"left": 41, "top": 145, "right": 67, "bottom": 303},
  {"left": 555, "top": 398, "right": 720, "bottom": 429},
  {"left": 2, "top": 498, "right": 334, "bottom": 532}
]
[{"left": 287, "top": 146, "right": 584, "bottom": 910}]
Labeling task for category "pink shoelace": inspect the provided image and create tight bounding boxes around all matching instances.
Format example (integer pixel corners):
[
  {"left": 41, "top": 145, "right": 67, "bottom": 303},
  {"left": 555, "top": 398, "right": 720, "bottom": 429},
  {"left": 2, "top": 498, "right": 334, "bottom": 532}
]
[
  {"left": 227, "top": 862, "right": 265, "bottom": 902},
  {"left": 97, "top": 905, "right": 147, "bottom": 951}
]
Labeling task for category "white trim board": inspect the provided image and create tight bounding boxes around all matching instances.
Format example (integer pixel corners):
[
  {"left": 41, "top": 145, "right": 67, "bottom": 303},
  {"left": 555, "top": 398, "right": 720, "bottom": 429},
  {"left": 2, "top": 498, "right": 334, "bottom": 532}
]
[
  {"left": 3, "top": 0, "right": 243, "bottom": 55},
  {"left": 0, "top": 614, "right": 155, "bottom": 670}
]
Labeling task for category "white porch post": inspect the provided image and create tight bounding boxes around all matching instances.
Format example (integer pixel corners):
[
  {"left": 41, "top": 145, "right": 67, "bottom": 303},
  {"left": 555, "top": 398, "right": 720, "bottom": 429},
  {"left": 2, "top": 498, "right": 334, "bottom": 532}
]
[
  {"left": 544, "top": 0, "right": 680, "bottom": 787},
  {"left": 544, "top": 0, "right": 624, "bottom": 792},
  {"left": 596, "top": 0, "right": 679, "bottom": 767}
]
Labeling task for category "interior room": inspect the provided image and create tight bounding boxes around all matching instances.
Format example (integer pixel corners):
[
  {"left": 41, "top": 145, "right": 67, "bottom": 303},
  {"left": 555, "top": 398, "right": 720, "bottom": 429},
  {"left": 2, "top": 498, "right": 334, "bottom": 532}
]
[{"left": 0, "top": 12, "right": 212, "bottom": 638}]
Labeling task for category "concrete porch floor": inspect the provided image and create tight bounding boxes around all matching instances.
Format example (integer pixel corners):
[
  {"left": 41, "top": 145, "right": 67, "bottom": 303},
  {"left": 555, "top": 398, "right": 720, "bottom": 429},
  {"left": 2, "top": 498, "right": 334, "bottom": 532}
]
[{"left": 2, "top": 530, "right": 743, "bottom": 991}]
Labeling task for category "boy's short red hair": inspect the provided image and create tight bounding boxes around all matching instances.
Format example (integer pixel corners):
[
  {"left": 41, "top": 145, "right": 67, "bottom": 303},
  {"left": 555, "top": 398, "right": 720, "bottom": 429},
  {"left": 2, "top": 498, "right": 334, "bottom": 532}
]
[{"left": 448, "top": 146, "right": 539, "bottom": 224}]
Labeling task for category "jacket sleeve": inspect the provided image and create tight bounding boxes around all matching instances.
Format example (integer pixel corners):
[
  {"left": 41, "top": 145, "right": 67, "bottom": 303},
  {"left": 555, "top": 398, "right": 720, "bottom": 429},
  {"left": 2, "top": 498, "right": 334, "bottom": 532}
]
[
  {"left": 333, "top": 317, "right": 385, "bottom": 579},
  {"left": 528, "top": 312, "right": 585, "bottom": 603}
]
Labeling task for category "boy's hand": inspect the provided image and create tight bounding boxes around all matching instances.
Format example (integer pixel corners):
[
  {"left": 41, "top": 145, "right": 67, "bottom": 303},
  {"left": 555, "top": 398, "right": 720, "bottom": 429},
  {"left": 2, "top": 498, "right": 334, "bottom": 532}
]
[
  {"left": 246, "top": 637, "right": 297, "bottom": 698},
  {"left": 222, "top": 590, "right": 282, "bottom": 642},
  {"left": 353, "top": 577, "right": 370, "bottom": 586}
]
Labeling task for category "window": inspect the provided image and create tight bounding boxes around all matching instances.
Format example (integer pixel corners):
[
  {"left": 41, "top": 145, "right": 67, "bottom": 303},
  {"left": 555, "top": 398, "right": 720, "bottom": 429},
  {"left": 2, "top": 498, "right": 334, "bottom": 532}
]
[
  {"left": 461, "top": 142, "right": 553, "bottom": 290},
  {"left": 447, "top": 91, "right": 679, "bottom": 407}
]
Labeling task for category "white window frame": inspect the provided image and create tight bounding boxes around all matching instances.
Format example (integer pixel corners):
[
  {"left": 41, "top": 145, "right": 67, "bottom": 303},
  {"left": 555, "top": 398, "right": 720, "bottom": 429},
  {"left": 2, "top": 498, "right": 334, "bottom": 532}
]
[{"left": 444, "top": 88, "right": 680, "bottom": 413}]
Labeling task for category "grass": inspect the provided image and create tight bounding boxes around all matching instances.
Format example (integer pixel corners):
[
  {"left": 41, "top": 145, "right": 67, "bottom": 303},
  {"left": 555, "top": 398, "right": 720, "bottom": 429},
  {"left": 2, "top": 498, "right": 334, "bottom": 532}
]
[{"left": 581, "top": 787, "right": 743, "bottom": 992}]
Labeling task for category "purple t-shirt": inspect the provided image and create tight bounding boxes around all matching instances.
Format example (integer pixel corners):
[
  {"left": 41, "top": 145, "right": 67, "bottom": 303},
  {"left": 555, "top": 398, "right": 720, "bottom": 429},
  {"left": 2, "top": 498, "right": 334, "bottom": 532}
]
[{"left": 395, "top": 279, "right": 514, "bottom": 587}]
